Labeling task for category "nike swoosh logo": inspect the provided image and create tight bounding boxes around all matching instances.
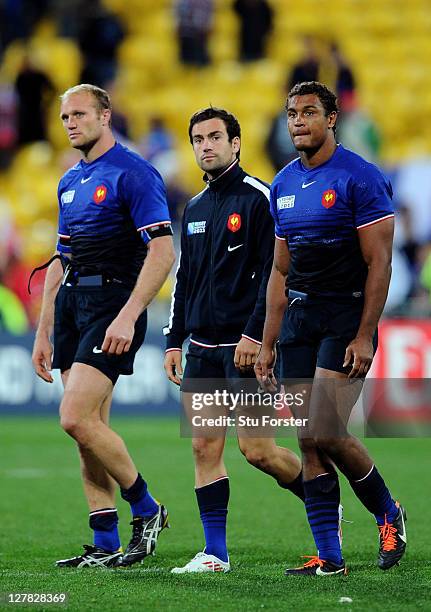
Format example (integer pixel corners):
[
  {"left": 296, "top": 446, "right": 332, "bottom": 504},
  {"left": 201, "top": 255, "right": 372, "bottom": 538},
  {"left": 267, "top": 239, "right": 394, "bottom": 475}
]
[
  {"left": 81, "top": 177, "right": 92, "bottom": 184},
  {"left": 398, "top": 511, "right": 407, "bottom": 543},
  {"left": 228, "top": 244, "right": 244, "bottom": 252},
  {"left": 302, "top": 181, "right": 316, "bottom": 188},
  {"left": 315, "top": 566, "right": 345, "bottom": 576},
  {"left": 93, "top": 346, "right": 103, "bottom": 354}
]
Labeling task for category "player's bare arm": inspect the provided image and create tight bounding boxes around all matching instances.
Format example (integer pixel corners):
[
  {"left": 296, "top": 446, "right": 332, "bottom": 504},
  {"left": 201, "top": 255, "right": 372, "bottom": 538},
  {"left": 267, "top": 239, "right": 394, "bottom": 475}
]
[
  {"left": 102, "top": 235, "right": 176, "bottom": 355},
  {"left": 344, "top": 217, "right": 394, "bottom": 378},
  {"left": 32, "top": 254, "right": 67, "bottom": 383},
  {"left": 255, "top": 239, "right": 290, "bottom": 389}
]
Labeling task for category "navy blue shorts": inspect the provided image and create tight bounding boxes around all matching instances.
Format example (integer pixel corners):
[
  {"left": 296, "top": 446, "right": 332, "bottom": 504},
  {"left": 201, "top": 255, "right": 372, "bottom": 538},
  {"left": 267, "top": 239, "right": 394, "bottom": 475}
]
[
  {"left": 279, "top": 297, "right": 378, "bottom": 379},
  {"left": 182, "top": 342, "right": 258, "bottom": 394},
  {"left": 52, "top": 284, "right": 147, "bottom": 385}
]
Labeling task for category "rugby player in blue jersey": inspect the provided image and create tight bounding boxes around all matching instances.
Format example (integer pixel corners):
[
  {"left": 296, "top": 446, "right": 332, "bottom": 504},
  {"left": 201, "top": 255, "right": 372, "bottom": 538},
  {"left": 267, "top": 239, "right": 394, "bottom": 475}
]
[
  {"left": 32, "top": 84, "right": 176, "bottom": 568},
  {"left": 255, "top": 81, "right": 407, "bottom": 575}
]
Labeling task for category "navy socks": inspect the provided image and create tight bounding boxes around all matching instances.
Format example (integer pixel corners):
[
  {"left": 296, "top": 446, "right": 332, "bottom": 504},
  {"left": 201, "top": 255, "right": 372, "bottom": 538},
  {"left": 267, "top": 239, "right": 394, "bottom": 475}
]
[
  {"left": 89, "top": 508, "right": 120, "bottom": 552},
  {"left": 278, "top": 470, "right": 305, "bottom": 501},
  {"left": 120, "top": 473, "right": 159, "bottom": 518},
  {"left": 195, "top": 477, "right": 230, "bottom": 563},
  {"left": 303, "top": 472, "right": 343, "bottom": 564},
  {"left": 349, "top": 465, "right": 398, "bottom": 525}
]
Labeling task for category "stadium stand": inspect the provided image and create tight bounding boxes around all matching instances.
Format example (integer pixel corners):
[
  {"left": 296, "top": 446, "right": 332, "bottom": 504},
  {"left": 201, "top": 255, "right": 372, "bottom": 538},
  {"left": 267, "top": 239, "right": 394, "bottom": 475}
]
[{"left": 0, "top": 0, "right": 430, "bottom": 316}]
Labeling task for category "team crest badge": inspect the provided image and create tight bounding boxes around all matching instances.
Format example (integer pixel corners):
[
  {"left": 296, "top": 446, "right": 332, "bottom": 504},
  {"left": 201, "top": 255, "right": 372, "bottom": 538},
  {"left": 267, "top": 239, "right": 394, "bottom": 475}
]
[
  {"left": 227, "top": 213, "right": 241, "bottom": 232},
  {"left": 322, "top": 189, "right": 336, "bottom": 208},
  {"left": 93, "top": 185, "right": 107, "bottom": 204}
]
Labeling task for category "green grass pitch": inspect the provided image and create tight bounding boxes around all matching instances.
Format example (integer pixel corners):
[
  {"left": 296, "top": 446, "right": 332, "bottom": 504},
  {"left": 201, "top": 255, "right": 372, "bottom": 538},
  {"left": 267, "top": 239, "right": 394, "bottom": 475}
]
[{"left": 0, "top": 417, "right": 430, "bottom": 611}]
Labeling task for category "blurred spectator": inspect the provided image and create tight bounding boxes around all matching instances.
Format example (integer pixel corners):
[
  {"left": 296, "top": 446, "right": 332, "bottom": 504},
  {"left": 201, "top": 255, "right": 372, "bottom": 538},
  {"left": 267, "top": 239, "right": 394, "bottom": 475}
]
[
  {"left": 394, "top": 204, "right": 419, "bottom": 271},
  {"left": 419, "top": 244, "right": 431, "bottom": 302},
  {"left": 14, "top": 56, "right": 54, "bottom": 145},
  {"left": 0, "top": 82, "right": 17, "bottom": 169},
  {"left": 174, "top": 0, "right": 213, "bottom": 67},
  {"left": 395, "top": 158, "right": 431, "bottom": 245},
  {"left": 78, "top": 0, "right": 125, "bottom": 87},
  {"left": 111, "top": 109, "right": 129, "bottom": 140},
  {"left": 139, "top": 117, "right": 174, "bottom": 163},
  {"left": 336, "top": 91, "right": 381, "bottom": 162},
  {"left": 0, "top": 284, "right": 29, "bottom": 334},
  {"left": 233, "top": 0, "right": 273, "bottom": 62},
  {"left": 327, "top": 42, "right": 355, "bottom": 98},
  {"left": 0, "top": 0, "right": 49, "bottom": 51},
  {"left": 51, "top": 0, "right": 86, "bottom": 39},
  {"left": 289, "top": 37, "right": 355, "bottom": 99},
  {"left": 0, "top": 202, "right": 29, "bottom": 333},
  {"left": 165, "top": 173, "right": 190, "bottom": 223},
  {"left": 265, "top": 79, "right": 297, "bottom": 172},
  {"left": 288, "top": 35, "right": 320, "bottom": 89}
]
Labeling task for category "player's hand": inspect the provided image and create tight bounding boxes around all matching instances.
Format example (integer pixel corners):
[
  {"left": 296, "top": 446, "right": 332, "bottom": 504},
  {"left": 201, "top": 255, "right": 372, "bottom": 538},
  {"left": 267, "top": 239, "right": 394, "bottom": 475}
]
[
  {"left": 32, "top": 332, "right": 54, "bottom": 383},
  {"left": 254, "top": 344, "right": 277, "bottom": 392},
  {"left": 102, "top": 314, "right": 135, "bottom": 355},
  {"left": 164, "top": 350, "right": 183, "bottom": 385},
  {"left": 234, "top": 337, "right": 261, "bottom": 372},
  {"left": 343, "top": 335, "right": 374, "bottom": 378}
]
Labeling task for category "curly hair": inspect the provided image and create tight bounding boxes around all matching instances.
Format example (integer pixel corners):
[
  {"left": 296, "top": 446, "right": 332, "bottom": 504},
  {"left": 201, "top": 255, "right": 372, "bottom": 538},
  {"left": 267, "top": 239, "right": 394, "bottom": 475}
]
[{"left": 287, "top": 81, "right": 338, "bottom": 133}]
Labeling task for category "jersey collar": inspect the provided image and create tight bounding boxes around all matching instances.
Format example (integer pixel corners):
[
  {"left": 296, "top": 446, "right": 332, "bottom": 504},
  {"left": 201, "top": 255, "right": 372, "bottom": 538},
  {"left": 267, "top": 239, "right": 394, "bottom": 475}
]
[{"left": 204, "top": 159, "right": 242, "bottom": 192}]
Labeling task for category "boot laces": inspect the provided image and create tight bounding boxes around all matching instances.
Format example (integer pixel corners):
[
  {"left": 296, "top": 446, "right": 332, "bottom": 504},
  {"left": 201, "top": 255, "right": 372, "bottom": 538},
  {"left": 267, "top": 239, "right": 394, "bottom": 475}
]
[
  {"left": 379, "top": 516, "right": 397, "bottom": 551},
  {"left": 302, "top": 555, "right": 324, "bottom": 568}
]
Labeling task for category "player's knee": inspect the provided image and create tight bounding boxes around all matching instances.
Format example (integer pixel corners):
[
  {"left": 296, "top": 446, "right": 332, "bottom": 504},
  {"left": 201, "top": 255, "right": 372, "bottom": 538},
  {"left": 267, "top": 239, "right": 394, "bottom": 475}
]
[
  {"left": 192, "top": 438, "right": 221, "bottom": 465},
  {"left": 314, "top": 436, "right": 347, "bottom": 456},
  {"left": 240, "top": 444, "right": 269, "bottom": 470},
  {"left": 298, "top": 437, "right": 318, "bottom": 455},
  {"left": 60, "top": 414, "right": 90, "bottom": 446}
]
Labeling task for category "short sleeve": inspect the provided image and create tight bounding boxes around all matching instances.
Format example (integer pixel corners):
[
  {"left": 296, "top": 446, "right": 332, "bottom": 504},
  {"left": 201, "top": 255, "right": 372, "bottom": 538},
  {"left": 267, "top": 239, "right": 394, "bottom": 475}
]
[
  {"left": 269, "top": 184, "right": 285, "bottom": 240},
  {"left": 56, "top": 182, "right": 71, "bottom": 254},
  {"left": 121, "top": 162, "right": 172, "bottom": 244},
  {"left": 352, "top": 165, "right": 394, "bottom": 230}
]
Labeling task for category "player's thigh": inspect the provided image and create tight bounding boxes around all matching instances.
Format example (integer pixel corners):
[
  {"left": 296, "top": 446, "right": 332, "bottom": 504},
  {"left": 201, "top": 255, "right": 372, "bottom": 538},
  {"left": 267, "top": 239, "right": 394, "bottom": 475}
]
[
  {"left": 182, "top": 344, "right": 228, "bottom": 436},
  {"left": 60, "top": 362, "right": 113, "bottom": 424},
  {"left": 61, "top": 368, "right": 71, "bottom": 389},
  {"left": 308, "top": 367, "right": 363, "bottom": 439}
]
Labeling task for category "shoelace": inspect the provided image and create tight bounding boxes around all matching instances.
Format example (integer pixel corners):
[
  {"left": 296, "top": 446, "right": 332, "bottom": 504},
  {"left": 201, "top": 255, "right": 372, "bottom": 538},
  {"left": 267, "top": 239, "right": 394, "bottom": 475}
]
[
  {"left": 379, "top": 516, "right": 398, "bottom": 551},
  {"left": 129, "top": 518, "right": 145, "bottom": 545},
  {"left": 302, "top": 555, "right": 324, "bottom": 568}
]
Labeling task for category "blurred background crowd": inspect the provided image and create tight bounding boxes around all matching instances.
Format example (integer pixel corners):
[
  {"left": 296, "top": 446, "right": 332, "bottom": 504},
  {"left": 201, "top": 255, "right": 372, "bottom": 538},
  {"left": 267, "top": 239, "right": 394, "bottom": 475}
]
[{"left": 0, "top": 0, "right": 431, "bottom": 335}]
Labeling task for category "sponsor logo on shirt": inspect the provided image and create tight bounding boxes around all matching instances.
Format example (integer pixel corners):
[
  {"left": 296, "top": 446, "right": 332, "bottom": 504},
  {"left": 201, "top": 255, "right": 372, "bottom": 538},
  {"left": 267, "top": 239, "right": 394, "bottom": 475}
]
[
  {"left": 187, "top": 221, "right": 206, "bottom": 235},
  {"left": 322, "top": 189, "right": 336, "bottom": 208},
  {"left": 277, "top": 195, "right": 295, "bottom": 209},
  {"left": 227, "top": 213, "right": 241, "bottom": 232},
  {"left": 93, "top": 185, "right": 107, "bottom": 204},
  {"left": 61, "top": 190, "right": 75, "bottom": 204}
]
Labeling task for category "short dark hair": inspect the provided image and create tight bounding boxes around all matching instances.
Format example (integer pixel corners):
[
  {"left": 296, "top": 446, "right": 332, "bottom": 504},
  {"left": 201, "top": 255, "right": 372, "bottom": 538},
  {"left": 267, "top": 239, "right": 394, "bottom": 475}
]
[
  {"left": 286, "top": 81, "right": 338, "bottom": 131},
  {"left": 188, "top": 107, "right": 241, "bottom": 158}
]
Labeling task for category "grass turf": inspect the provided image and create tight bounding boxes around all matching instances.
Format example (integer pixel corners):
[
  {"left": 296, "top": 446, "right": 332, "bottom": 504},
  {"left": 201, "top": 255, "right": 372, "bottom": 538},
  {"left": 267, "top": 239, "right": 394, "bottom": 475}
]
[{"left": 0, "top": 417, "right": 430, "bottom": 611}]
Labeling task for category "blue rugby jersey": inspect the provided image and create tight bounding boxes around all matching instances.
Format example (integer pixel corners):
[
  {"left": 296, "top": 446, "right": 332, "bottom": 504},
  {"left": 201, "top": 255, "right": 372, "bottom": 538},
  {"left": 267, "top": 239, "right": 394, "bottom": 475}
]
[
  {"left": 270, "top": 144, "right": 394, "bottom": 295},
  {"left": 57, "top": 142, "right": 171, "bottom": 284}
]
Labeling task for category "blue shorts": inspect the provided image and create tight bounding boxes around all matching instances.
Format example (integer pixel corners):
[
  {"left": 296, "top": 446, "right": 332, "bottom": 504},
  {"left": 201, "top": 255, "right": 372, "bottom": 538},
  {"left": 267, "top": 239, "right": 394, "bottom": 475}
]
[
  {"left": 52, "top": 284, "right": 147, "bottom": 385},
  {"left": 181, "top": 342, "right": 258, "bottom": 394},
  {"left": 279, "top": 296, "right": 378, "bottom": 379}
]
